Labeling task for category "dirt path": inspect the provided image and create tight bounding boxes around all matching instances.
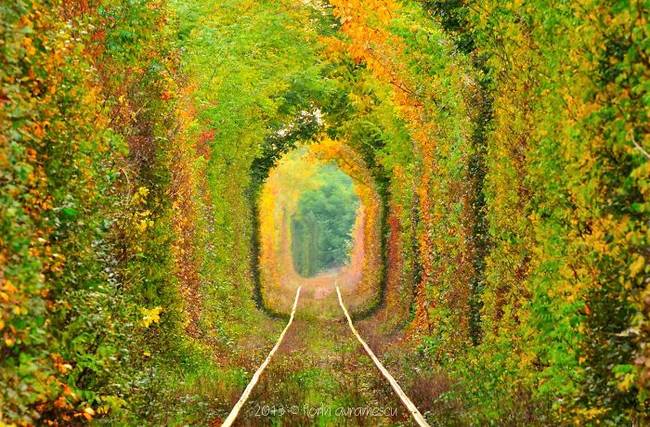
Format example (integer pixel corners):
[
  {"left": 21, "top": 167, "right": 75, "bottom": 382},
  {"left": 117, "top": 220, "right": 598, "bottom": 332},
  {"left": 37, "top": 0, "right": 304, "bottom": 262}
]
[{"left": 234, "top": 291, "right": 414, "bottom": 426}]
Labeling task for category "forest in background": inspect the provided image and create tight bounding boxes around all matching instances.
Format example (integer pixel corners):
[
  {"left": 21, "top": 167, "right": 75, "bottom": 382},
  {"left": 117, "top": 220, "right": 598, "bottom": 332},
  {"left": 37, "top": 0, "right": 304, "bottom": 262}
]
[
  {"left": 290, "top": 163, "right": 359, "bottom": 278},
  {"left": 1, "top": 0, "right": 648, "bottom": 425}
]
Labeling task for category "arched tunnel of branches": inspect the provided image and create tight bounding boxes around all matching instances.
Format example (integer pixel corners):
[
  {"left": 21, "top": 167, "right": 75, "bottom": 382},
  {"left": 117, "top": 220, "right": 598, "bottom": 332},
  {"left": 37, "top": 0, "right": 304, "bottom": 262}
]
[{"left": 1, "top": 0, "right": 648, "bottom": 425}]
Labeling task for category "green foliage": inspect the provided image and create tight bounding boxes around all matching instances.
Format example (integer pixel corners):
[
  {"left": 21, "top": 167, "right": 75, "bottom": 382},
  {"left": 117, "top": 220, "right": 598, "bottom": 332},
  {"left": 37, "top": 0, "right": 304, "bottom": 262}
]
[{"left": 291, "top": 164, "right": 360, "bottom": 277}]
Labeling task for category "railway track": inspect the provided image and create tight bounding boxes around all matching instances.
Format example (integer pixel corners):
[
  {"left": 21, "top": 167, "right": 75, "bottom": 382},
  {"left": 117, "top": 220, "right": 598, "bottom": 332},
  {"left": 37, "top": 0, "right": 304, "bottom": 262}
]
[{"left": 222, "top": 286, "right": 430, "bottom": 427}]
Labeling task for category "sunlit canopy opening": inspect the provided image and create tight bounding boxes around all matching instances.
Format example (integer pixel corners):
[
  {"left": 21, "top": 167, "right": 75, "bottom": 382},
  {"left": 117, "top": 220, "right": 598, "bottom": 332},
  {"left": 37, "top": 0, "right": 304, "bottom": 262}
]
[
  {"left": 258, "top": 140, "right": 382, "bottom": 317},
  {"left": 291, "top": 164, "right": 359, "bottom": 278}
]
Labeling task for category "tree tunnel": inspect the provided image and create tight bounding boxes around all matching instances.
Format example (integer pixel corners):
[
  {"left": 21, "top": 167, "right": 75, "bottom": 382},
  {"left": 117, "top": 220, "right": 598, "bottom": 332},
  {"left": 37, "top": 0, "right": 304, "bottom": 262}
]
[
  {"left": 5, "top": 0, "right": 645, "bottom": 424},
  {"left": 253, "top": 140, "right": 385, "bottom": 318}
]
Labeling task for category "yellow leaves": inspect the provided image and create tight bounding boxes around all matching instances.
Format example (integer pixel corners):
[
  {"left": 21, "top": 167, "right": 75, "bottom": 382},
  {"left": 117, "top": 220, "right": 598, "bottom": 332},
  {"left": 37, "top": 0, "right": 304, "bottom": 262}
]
[
  {"left": 131, "top": 186, "right": 150, "bottom": 206},
  {"left": 135, "top": 211, "right": 154, "bottom": 233},
  {"left": 331, "top": 0, "right": 398, "bottom": 26},
  {"left": 12, "top": 306, "right": 27, "bottom": 315},
  {"left": 630, "top": 255, "right": 645, "bottom": 277},
  {"left": 583, "top": 220, "right": 610, "bottom": 255},
  {"left": 518, "top": 349, "right": 536, "bottom": 369},
  {"left": 97, "top": 395, "right": 126, "bottom": 415},
  {"left": 617, "top": 372, "right": 636, "bottom": 392},
  {"left": 96, "top": 405, "right": 111, "bottom": 416},
  {"left": 130, "top": 188, "right": 154, "bottom": 234},
  {"left": 575, "top": 406, "right": 608, "bottom": 421},
  {"left": 629, "top": 160, "right": 650, "bottom": 211},
  {"left": 140, "top": 306, "right": 162, "bottom": 328}
]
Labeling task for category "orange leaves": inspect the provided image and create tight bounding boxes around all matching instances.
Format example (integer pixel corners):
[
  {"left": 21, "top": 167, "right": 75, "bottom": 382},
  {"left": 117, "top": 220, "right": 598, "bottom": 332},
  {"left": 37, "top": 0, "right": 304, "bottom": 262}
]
[
  {"left": 22, "top": 37, "right": 36, "bottom": 56},
  {"left": 1, "top": 278, "right": 22, "bottom": 348},
  {"left": 0, "top": 279, "right": 18, "bottom": 303},
  {"left": 52, "top": 353, "right": 73, "bottom": 375},
  {"left": 81, "top": 407, "right": 96, "bottom": 421},
  {"left": 328, "top": 0, "right": 401, "bottom": 69},
  {"left": 320, "top": 36, "right": 347, "bottom": 62},
  {"left": 328, "top": 0, "right": 432, "bottom": 158},
  {"left": 330, "top": 0, "right": 397, "bottom": 27}
]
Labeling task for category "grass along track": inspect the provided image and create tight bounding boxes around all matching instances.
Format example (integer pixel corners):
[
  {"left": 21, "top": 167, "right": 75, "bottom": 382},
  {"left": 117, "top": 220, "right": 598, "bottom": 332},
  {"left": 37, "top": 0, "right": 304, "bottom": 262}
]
[
  {"left": 223, "top": 288, "right": 303, "bottom": 427},
  {"left": 225, "top": 286, "right": 425, "bottom": 426}
]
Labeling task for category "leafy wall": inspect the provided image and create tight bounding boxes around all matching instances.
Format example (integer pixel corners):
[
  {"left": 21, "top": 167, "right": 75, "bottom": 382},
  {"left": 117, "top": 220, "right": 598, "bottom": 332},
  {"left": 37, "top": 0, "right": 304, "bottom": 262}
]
[{"left": 1, "top": 0, "right": 648, "bottom": 425}]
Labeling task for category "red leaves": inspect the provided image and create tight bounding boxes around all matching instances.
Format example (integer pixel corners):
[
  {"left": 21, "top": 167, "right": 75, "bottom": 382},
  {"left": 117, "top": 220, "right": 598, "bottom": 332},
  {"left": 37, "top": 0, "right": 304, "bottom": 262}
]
[
  {"left": 92, "top": 29, "right": 106, "bottom": 42},
  {"left": 196, "top": 129, "right": 214, "bottom": 158}
]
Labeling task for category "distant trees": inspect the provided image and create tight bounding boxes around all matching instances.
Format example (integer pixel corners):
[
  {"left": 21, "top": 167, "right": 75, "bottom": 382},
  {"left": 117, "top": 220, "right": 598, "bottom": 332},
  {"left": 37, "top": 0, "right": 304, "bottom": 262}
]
[{"left": 291, "top": 165, "right": 359, "bottom": 277}]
